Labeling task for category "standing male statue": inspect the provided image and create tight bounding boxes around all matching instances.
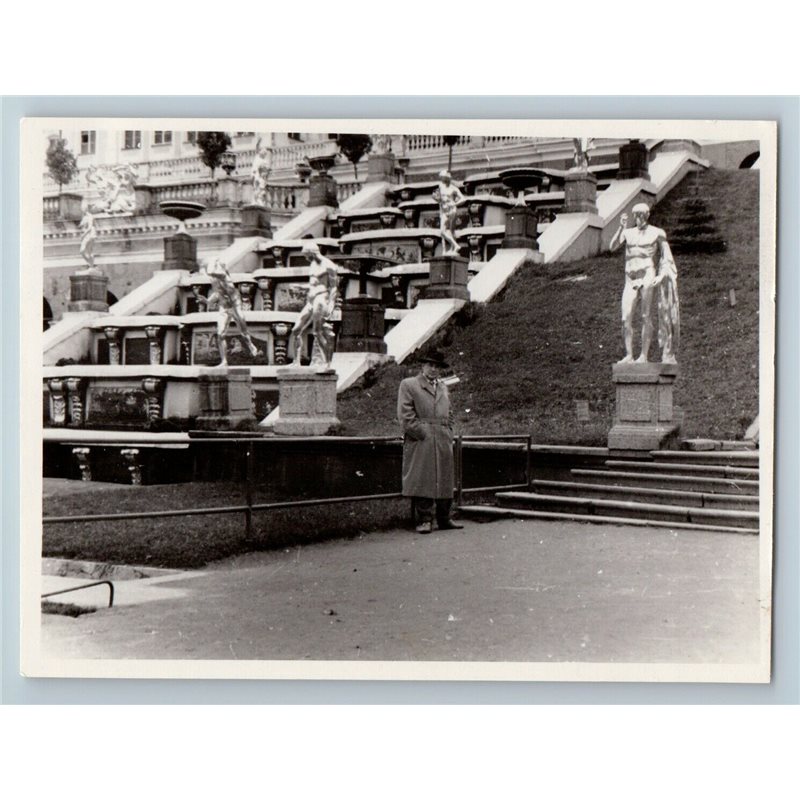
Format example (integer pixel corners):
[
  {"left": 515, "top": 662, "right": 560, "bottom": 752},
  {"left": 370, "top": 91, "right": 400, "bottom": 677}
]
[
  {"left": 432, "top": 169, "right": 465, "bottom": 255},
  {"left": 609, "top": 202, "right": 679, "bottom": 364},
  {"left": 290, "top": 242, "right": 339, "bottom": 368},
  {"left": 196, "top": 259, "right": 260, "bottom": 366}
]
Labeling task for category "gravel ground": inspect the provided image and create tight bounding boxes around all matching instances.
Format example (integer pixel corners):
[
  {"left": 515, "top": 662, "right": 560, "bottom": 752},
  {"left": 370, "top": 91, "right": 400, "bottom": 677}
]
[{"left": 39, "top": 516, "right": 762, "bottom": 669}]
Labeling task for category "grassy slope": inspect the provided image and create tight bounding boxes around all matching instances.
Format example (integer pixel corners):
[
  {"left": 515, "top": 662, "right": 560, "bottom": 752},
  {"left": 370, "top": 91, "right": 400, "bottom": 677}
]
[{"left": 337, "top": 169, "right": 760, "bottom": 444}]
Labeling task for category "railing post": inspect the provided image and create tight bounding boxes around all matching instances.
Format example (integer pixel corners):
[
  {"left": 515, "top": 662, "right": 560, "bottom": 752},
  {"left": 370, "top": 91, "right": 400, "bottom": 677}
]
[
  {"left": 455, "top": 435, "right": 463, "bottom": 508},
  {"left": 244, "top": 441, "right": 254, "bottom": 540},
  {"left": 526, "top": 435, "right": 532, "bottom": 489}
]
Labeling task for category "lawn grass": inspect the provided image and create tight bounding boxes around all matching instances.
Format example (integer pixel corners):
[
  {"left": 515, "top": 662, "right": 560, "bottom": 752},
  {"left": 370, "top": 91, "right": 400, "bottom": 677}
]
[
  {"left": 337, "top": 169, "right": 760, "bottom": 444},
  {"left": 43, "top": 482, "right": 413, "bottom": 569}
]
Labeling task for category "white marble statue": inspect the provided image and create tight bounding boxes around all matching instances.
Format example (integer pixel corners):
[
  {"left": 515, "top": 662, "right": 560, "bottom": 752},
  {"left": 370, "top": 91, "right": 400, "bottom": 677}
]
[
  {"left": 251, "top": 136, "right": 273, "bottom": 207},
  {"left": 432, "top": 170, "right": 465, "bottom": 255},
  {"left": 195, "top": 259, "right": 260, "bottom": 366},
  {"left": 571, "top": 137, "right": 594, "bottom": 171},
  {"left": 610, "top": 203, "right": 679, "bottom": 364},
  {"left": 85, "top": 164, "right": 137, "bottom": 214},
  {"left": 291, "top": 242, "right": 339, "bottom": 368},
  {"left": 77, "top": 210, "right": 99, "bottom": 273}
]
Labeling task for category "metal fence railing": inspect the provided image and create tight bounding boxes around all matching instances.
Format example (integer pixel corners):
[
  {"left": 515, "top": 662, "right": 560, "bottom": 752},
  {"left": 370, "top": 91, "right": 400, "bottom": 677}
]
[{"left": 43, "top": 434, "right": 533, "bottom": 535}]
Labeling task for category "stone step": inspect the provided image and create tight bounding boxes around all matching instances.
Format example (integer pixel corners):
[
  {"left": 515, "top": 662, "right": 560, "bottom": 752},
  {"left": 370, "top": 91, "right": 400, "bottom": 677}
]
[
  {"left": 571, "top": 469, "right": 759, "bottom": 495},
  {"left": 495, "top": 492, "right": 760, "bottom": 530},
  {"left": 655, "top": 449, "right": 759, "bottom": 466},
  {"left": 604, "top": 460, "right": 760, "bottom": 479},
  {"left": 457, "top": 505, "right": 757, "bottom": 535},
  {"left": 531, "top": 480, "right": 758, "bottom": 511}
]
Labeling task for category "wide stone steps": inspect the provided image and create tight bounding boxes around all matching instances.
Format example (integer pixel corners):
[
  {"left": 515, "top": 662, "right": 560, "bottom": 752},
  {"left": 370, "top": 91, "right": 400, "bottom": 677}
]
[
  {"left": 493, "top": 491, "right": 759, "bottom": 530},
  {"left": 458, "top": 505, "right": 757, "bottom": 535},
  {"left": 570, "top": 469, "right": 759, "bottom": 496},
  {"left": 604, "top": 460, "right": 760, "bottom": 479},
  {"left": 649, "top": 450, "right": 759, "bottom": 467},
  {"left": 531, "top": 479, "right": 758, "bottom": 511}
]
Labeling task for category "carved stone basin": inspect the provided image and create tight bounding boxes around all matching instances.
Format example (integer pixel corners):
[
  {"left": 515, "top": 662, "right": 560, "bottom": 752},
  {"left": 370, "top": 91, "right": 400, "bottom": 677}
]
[
  {"left": 498, "top": 167, "right": 549, "bottom": 196},
  {"left": 159, "top": 200, "right": 206, "bottom": 233}
]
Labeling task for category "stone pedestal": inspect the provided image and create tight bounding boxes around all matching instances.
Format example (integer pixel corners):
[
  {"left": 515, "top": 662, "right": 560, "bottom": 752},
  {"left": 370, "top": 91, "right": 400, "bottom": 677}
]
[
  {"left": 163, "top": 232, "right": 198, "bottom": 271},
  {"left": 338, "top": 297, "right": 387, "bottom": 354},
  {"left": 58, "top": 193, "right": 83, "bottom": 222},
  {"left": 216, "top": 176, "right": 240, "bottom": 208},
  {"left": 617, "top": 140, "right": 651, "bottom": 181},
  {"left": 273, "top": 369, "right": 341, "bottom": 436},
  {"left": 134, "top": 185, "right": 153, "bottom": 214},
  {"left": 421, "top": 254, "right": 470, "bottom": 301},
  {"left": 563, "top": 171, "right": 598, "bottom": 214},
  {"left": 608, "top": 362, "right": 681, "bottom": 451},
  {"left": 502, "top": 205, "right": 539, "bottom": 250},
  {"left": 239, "top": 204, "right": 272, "bottom": 237},
  {"left": 68, "top": 272, "right": 109, "bottom": 312},
  {"left": 308, "top": 174, "right": 338, "bottom": 208},
  {"left": 367, "top": 152, "right": 396, "bottom": 183},
  {"left": 196, "top": 367, "right": 255, "bottom": 430}
]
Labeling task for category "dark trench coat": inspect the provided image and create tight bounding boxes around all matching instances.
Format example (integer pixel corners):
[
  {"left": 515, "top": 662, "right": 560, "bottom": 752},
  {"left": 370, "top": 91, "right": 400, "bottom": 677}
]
[{"left": 397, "top": 374, "right": 454, "bottom": 499}]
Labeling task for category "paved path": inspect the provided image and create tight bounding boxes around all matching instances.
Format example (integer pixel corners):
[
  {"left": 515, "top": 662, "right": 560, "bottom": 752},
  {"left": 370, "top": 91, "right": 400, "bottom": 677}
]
[{"left": 40, "top": 518, "right": 760, "bottom": 664}]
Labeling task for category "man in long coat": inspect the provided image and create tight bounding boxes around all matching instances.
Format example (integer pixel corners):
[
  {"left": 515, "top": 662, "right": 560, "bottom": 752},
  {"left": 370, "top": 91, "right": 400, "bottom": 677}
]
[{"left": 397, "top": 351, "right": 464, "bottom": 533}]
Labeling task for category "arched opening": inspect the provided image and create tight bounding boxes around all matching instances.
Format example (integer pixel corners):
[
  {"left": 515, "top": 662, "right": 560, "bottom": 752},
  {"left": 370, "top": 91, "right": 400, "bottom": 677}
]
[
  {"left": 739, "top": 151, "right": 760, "bottom": 169},
  {"left": 106, "top": 290, "right": 119, "bottom": 307},
  {"left": 43, "top": 297, "right": 53, "bottom": 331}
]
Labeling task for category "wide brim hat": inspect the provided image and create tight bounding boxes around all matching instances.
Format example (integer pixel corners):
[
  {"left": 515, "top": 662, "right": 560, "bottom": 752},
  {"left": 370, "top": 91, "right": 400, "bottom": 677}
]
[{"left": 419, "top": 350, "right": 449, "bottom": 368}]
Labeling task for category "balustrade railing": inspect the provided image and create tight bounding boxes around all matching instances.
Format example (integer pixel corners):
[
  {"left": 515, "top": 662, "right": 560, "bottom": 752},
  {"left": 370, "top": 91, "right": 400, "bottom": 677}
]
[
  {"left": 336, "top": 180, "right": 365, "bottom": 202},
  {"left": 266, "top": 183, "right": 309, "bottom": 211},
  {"left": 43, "top": 196, "right": 60, "bottom": 219},
  {"left": 150, "top": 181, "right": 214, "bottom": 204}
]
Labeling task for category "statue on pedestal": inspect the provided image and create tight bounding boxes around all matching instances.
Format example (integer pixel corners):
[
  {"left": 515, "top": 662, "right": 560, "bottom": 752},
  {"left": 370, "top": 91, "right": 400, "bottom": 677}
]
[
  {"left": 251, "top": 136, "right": 273, "bottom": 207},
  {"left": 610, "top": 203, "right": 680, "bottom": 364},
  {"left": 77, "top": 210, "right": 100, "bottom": 274},
  {"left": 290, "top": 242, "right": 339, "bottom": 368},
  {"left": 432, "top": 170, "right": 465, "bottom": 255},
  {"left": 196, "top": 259, "right": 260, "bottom": 366},
  {"left": 571, "top": 137, "right": 594, "bottom": 172}
]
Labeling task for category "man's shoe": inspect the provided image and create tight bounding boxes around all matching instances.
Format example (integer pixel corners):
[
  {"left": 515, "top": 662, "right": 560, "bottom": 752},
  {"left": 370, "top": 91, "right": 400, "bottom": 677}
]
[
  {"left": 415, "top": 521, "right": 432, "bottom": 534},
  {"left": 438, "top": 520, "right": 464, "bottom": 530}
]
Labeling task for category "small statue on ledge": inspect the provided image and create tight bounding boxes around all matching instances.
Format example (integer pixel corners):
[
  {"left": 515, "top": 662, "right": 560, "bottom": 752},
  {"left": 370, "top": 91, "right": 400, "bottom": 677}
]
[
  {"left": 85, "top": 164, "right": 138, "bottom": 214},
  {"left": 251, "top": 136, "right": 273, "bottom": 207},
  {"left": 196, "top": 259, "right": 260, "bottom": 366},
  {"left": 290, "top": 242, "right": 339, "bottom": 368},
  {"left": 432, "top": 170, "right": 465, "bottom": 255},
  {"left": 610, "top": 203, "right": 680, "bottom": 364},
  {"left": 571, "top": 137, "right": 594, "bottom": 172}
]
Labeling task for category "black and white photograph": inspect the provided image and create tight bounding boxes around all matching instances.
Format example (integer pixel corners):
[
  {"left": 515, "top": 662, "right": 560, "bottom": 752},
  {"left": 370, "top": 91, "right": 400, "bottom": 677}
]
[{"left": 19, "top": 117, "right": 775, "bottom": 681}]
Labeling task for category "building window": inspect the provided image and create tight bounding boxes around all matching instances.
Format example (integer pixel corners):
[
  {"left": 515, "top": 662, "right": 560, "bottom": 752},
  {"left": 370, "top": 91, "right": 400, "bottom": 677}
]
[
  {"left": 80, "top": 130, "right": 96, "bottom": 155},
  {"left": 186, "top": 131, "right": 198, "bottom": 145},
  {"left": 153, "top": 130, "right": 173, "bottom": 145},
  {"left": 288, "top": 132, "right": 302, "bottom": 141},
  {"left": 124, "top": 130, "right": 142, "bottom": 150},
  {"left": 235, "top": 131, "right": 255, "bottom": 137}
]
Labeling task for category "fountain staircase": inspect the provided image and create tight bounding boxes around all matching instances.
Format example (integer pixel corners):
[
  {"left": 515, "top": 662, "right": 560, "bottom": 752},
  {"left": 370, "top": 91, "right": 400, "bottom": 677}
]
[
  {"left": 42, "top": 138, "right": 711, "bottom": 445},
  {"left": 458, "top": 448, "right": 760, "bottom": 534}
]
